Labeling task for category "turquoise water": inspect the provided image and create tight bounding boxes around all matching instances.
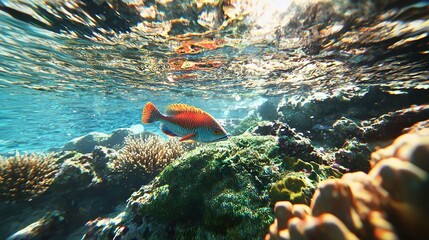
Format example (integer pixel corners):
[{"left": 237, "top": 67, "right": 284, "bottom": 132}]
[
  {"left": 0, "top": 1, "right": 429, "bottom": 239},
  {"left": 0, "top": 11, "right": 262, "bottom": 154},
  {"left": 0, "top": 0, "right": 428, "bottom": 155}
]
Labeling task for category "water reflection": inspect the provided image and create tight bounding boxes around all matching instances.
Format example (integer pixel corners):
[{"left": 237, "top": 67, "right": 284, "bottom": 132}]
[{"left": 0, "top": 0, "right": 428, "bottom": 153}]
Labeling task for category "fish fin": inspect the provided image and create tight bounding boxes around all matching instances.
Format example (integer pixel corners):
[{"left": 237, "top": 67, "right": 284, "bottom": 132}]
[
  {"left": 165, "top": 104, "right": 204, "bottom": 115},
  {"left": 160, "top": 124, "right": 177, "bottom": 137},
  {"left": 142, "top": 102, "right": 163, "bottom": 123},
  {"left": 179, "top": 133, "right": 196, "bottom": 142}
]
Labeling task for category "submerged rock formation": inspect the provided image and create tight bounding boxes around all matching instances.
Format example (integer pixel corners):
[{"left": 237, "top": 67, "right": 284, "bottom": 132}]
[{"left": 266, "top": 128, "right": 429, "bottom": 240}]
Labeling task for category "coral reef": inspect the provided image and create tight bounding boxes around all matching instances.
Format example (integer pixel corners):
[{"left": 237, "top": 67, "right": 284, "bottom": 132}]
[
  {"left": 0, "top": 152, "right": 59, "bottom": 202},
  {"left": 108, "top": 135, "right": 187, "bottom": 184},
  {"left": 258, "top": 100, "right": 280, "bottom": 121},
  {"left": 266, "top": 129, "right": 429, "bottom": 240},
  {"left": 334, "top": 139, "right": 371, "bottom": 172},
  {"left": 80, "top": 135, "right": 341, "bottom": 239},
  {"left": 229, "top": 114, "right": 260, "bottom": 136},
  {"left": 1, "top": 147, "right": 126, "bottom": 240},
  {"left": 252, "top": 121, "right": 324, "bottom": 164},
  {"left": 269, "top": 176, "right": 308, "bottom": 205},
  {"left": 277, "top": 88, "right": 429, "bottom": 144}
]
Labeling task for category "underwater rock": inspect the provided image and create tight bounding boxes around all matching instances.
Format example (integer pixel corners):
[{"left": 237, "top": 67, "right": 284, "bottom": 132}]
[
  {"left": 258, "top": 100, "right": 280, "bottom": 121},
  {"left": 362, "top": 104, "right": 429, "bottom": 141},
  {"left": 330, "top": 117, "right": 363, "bottom": 145},
  {"left": 229, "top": 114, "right": 260, "bottom": 136},
  {"left": 62, "top": 128, "right": 148, "bottom": 154},
  {"left": 277, "top": 87, "right": 429, "bottom": 134},
  {"left": 334, "top": 139, "right": 371, "bottom": 173},
  {"left": 266, "top": 128, "right": 429, "bottom": 240},
  {"left": 81, "top": 135, "right": 341, "bottom": 239},
  {"left": 63, "top": 132, "right": 111, "bottom": 154},
  {"left": 251, "top": 121, "right": 283, "bottom": 136},
  {"left": 7, "top": 210, "right": 65, "bottom": 240},
  {"left": 52, "top": 153, "right": 103, "bottom": 191},
  {"left": 403, "top": 120, "right": 429, "bottom": 134},
  {"left": 276, "top": 123, "right": 323, "bottom": 164}
]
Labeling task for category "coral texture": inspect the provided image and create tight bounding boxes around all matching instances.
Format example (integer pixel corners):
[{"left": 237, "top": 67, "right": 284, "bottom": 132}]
[
  {"left": 81, "top": 135, "right": 341, "bottom": 239},
  {"left": 0, "top": 153, "right": 59, "bottom": 202},
  {"left": 266, "top": 129, "right": 429, "bottom": 240},
  {"left": 108, "top": 135, "right": 187, "bottom": 183}
]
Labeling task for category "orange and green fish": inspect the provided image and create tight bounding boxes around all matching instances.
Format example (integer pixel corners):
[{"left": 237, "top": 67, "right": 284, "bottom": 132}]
[{"left": 142, "top": 102, "right": 229, "bottom": 143}]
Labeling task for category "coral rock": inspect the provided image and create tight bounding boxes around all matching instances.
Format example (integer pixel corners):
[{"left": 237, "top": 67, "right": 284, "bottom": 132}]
[
  {"left": 266, "top": 129, "right": 429, "bottom": 240},
  {"left": 7, "top": 211, "right": 65, "bottom": 240}
]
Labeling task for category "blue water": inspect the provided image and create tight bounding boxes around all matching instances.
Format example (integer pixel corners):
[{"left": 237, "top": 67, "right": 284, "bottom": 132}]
[
  {"left": 1, "top": 1, "right": 428, "bottom": 155},
  {"left": 0, "top": 11, "right": 258, "bottom": 154}
]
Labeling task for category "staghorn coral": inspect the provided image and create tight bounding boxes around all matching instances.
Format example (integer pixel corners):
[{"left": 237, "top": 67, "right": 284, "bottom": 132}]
[
  {"left": 266, "top": 129, "right": 429, "bottom": 240},
  {"left": 109, "top": 135, "right": 189, "bottom": 183},
  {"left": 0, "top": 152, "right": 59, "bottom": 202}
]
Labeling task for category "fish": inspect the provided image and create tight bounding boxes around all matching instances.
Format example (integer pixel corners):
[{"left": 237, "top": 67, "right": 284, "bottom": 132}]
[{"left": 141, "top": 102, "right": 229, "bottom": 143}]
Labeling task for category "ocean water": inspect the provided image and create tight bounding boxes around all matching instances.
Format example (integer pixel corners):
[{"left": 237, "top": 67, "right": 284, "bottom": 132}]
[
  {"left": 0, "top": 2, "right": 269, "bottom": 154},
  {"left": 1, "top": 1, "right": 427, "bottom": 155},
  {"left": 2, "top": 0, "right": 426, "bottom": 156}
]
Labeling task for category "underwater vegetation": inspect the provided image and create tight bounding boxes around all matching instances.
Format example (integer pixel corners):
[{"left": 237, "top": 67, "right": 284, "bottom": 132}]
[
  {"left": 83, "top": 135, "right": 340, "bottom": 239},
  {"left": 266, "top": 128, "right": 429, "bottom": 240},
  {"left": 0, "top": 153, "right": 59, "bottom": 202}
]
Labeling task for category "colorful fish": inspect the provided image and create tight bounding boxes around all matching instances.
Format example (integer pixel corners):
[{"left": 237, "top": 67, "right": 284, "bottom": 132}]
[{"left": 141, "top": 102, "right": 229, "bottom": 143}]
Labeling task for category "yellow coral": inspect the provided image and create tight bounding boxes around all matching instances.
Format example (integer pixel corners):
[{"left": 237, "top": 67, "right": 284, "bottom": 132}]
[
  {"left": 110, "top": 135, "right": 190, "bottom": 181},
  {"left": 0, "top": 152, "right": 59, "bottom": 202}
]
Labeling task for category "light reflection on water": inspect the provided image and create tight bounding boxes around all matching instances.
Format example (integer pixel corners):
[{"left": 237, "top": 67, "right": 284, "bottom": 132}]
[{"left": 0, "top": 0, "right": 428, "bottom": 154}]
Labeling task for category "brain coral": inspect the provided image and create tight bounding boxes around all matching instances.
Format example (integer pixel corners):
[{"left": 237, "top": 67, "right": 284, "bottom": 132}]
[
  {"left": 109, "top": 135, "right": 188, "bottom": 183},
  {"left": 0, "top": 152, "right": 59, "bottom": 202},
  {"left": 266, "top": 128, "right": 429, "bottom": 240}
]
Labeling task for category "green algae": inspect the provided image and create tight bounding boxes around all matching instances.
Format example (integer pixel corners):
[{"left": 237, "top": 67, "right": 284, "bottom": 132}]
[
  {"left": 122, "top": 135, "right": 343, "bottom": 239},
  {"left": 269, "top": 176, "right": 307, "bottom": 204},
  {"left": 130, "top": 136, "right": 279, "bottom": 238}
]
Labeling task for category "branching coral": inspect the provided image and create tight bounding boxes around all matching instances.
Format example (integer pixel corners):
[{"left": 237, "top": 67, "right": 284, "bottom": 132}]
[
  {"left": 0, "top": 152, "right": 59, "bottom": 202},
  {"left": 109, "top": 135, "right": 190, "bottom": 183},
  {"left": 266, "top": 129, "right": 429, "bottom": 240}
]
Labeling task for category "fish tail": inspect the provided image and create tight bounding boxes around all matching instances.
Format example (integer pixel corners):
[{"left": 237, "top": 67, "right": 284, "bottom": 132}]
[{"left": 142, "top": 102, "right": 163, "bottom": 123}]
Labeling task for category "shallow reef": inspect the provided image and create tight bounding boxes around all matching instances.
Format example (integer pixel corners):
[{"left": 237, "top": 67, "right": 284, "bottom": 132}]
[
  {"left": 266, "top": 128, "right": 429, "bottom": 240},
  {"left": 81, "top": 135, "right": 340, "bottom": 239},
  {"left": 0, "top": 133, "right": 191, "bottom": 239},
  {"left": 2, "top": 93, "right": 428, "bottom": 239},
  {"left": 2, "top": 90, "right": 428, "bottom": 239}
]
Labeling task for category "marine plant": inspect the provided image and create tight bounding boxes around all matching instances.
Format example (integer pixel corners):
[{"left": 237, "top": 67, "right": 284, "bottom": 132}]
[
  {"left": 0, "top": 152, "right": 59, "bottom": 202},
  {"left": 109, "top": 135, "right": 188, "bottom": 183}
]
